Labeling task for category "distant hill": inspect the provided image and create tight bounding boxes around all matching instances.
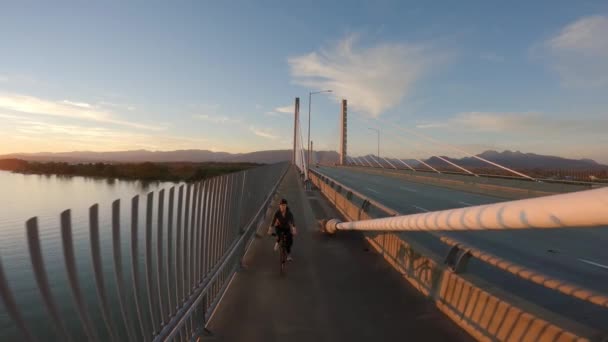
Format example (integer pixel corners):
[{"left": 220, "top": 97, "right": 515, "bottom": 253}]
[
  {"left": 2, "top": 149, "right": 605, "bottom": 170},
  {"left": 0, "top": 158, "right": 29, "bottom": 170},
  {"left": 425, "top": 150, "right": 608, "bottom": 169},
  {"left": 0, "top": 150, "right": 229, "bottom": 163},
  {"left": 0, "top": 149, "right": 340, "bottom": 165}
]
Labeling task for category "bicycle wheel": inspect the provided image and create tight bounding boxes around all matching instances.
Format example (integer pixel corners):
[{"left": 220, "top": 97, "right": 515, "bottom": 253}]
[{"left": 279, "top": 238, "right": 287, "bottom": 275}]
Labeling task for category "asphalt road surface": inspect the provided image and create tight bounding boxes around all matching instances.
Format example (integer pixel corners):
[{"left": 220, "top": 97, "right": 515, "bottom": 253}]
[{"left": 207, "top": 166, "right": 471, "bottom": 341}]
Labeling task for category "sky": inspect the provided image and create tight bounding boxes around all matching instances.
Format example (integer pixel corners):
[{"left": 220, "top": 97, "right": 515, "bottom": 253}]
[{"left": 1, "top": 1, "right": 607, "bottom": 162}]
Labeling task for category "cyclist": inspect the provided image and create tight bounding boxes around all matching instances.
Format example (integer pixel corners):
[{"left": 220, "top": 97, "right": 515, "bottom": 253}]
[{"left": 270, "top": 198, "right": 297, "bottom": 261}]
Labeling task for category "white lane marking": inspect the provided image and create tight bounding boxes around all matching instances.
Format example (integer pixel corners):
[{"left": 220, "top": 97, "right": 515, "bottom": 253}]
[
  {"left": 412, "top": 205, "right": 429, "bottom": 212},
  {"left": 399, "top": 186, "right": 418, "bottom": 192},
  {"left": 459, "top": 201, "right": 474, "bottom": 206},
  {"left": 577, "top": 258, "right": 608, "bottom": 270},
  {"left": 366, "top": 187, "right": 379, "bottom": 194}
]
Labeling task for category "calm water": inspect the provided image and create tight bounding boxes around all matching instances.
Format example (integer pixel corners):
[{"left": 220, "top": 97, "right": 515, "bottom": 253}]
[{"left": 0, "top": 170, "right": 180, "bottom": 340}]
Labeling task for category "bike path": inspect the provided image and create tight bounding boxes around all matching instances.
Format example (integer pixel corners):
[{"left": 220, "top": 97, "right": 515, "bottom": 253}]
[{"left": 205, "top": 166, "right": 471, "bottom": 341}]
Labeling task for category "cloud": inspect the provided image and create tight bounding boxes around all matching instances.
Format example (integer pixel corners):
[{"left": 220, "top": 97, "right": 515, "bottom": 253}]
[
  {"left": 193, "top": 114, "right": 241, "bottom": 124},
  {"left": 0, "top": 93, "right": 164, "bottom": 130},
  {"left": 431, "top": 112, "right": 608, "bottom": 136},
  {"left": 548, "top": 15, "right": 608, "bottom": 53},
  {"left": 274, "top": 105, "right": 293, "bottom": 114},
  {"left": 61, "top": 100, "right": 92, "bottom": 108},
  {"left": 264, "top": 104, "right": 294, "bottom": 117},
  {"left": 415, "top": 122, "right": 447, "bottom": 129},
  {"left": 249, "top": 126, "right": 278, "bottom": 140},
  {"left": 0, "top": 75, "right": 7, "bottom": 82},
  {"left": 0, "top": 113, "right": 208, "bottom": 152},
  {"left": 98, "top": 101, "right": 136, "bottom": 111},
  {"left": 544, "top": 15, "right": 608, "bottom": 87},
  {"left": 289, "top": 34, "right": 439, "bottom": 117}
]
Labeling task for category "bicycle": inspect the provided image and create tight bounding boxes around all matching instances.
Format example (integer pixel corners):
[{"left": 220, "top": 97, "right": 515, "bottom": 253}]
[{"left": 277, "top": 231, "right": 288, "bottom": 275}]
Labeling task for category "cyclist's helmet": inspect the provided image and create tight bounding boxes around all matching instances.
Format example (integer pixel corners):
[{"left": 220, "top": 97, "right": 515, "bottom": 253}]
[{"left": 280, "top": 198, "right": 288, "bottom": 205}]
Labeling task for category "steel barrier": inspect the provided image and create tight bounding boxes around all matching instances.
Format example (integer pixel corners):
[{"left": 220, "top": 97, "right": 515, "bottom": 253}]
[
  {"left": 0, "top": 162, "right": 289, "bottom": 342},
  {"left": 309, "top": 168, "right": 607, "bottom": 341}
]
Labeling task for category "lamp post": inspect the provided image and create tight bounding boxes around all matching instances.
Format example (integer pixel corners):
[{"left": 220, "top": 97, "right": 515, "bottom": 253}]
[
  {"left": 307, "top": 89, "right": 332, "bottom": 171},
  {"left": 368, "top": 127, "right": 380, "bottom": 165}
]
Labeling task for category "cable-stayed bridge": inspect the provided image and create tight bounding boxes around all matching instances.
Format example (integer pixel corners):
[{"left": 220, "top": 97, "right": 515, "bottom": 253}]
[{"left": 1, "top": 97, "right": 607, "bottom": 341}]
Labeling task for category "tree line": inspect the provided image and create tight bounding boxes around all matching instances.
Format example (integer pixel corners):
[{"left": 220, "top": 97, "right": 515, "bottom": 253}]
[{"left": 0, "top": 159, "right": 261, "bottom": 182}]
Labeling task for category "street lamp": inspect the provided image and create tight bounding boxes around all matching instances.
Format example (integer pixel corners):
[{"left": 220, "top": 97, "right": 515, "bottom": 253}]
[
  {"left": 368, "top": 127, "right": 380, "bottom": 165},
  {"left": 308, "top": 89, "right": 332, "bottom": 170}
]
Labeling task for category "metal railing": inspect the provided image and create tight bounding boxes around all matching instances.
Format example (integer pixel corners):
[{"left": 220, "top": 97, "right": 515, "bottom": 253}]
[
  {"left": 344, "top": 160, "right": 608, "bottom": 186},
  {"left": 311, "top": 168, "right": 608, "bottom": 309},
  {"left": 310, "top": 167, "right": 608, "bottom": 339},
  {"left": 0, "top": 162, "right": 289, "bottom": 341}
]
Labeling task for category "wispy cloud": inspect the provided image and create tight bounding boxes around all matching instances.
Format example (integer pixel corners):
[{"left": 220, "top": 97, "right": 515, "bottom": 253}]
[
  {"left": 415, "top": 122, "right": 447, "bottom": 129},
  {"left": 0, "top": 113, "right": 208, "bottom": 152},
  {"left": 0, "top": 93, "right": 164, "bottom": 130},
  {"left": 61, "top": 100, "right": 92, "bottom": 108},
  {"left": 289, "top": 34, "right": 442, "bottom": 117},
  {"left": 249, "top": 126, "right": 278, "bottom": 140},
  {"left": 193, "top": 114, "right": 241, "bottom": 124},
  {"left": 274, "top": 105, "right": 293, "bottom": 113},
  {"left": 98, "top": 101, "right": 136, "bottom": 111},
  {"left": 425, "top": 112, "right": 608, "bottom": 136},
  {"left": 264, "top": 104, "right": 294, "bottom": 117},
  {"left": 543, "top": 15, "right": 608, "bottom": 87}
]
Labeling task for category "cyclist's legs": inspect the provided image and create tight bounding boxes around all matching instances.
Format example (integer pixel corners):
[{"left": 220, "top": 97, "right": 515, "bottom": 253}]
[
  {"left": 276, "top": 227, "right": 287, "bottom": 242},
  {"left": 285, "top": 232, "right": 293, "bottom": 254}
]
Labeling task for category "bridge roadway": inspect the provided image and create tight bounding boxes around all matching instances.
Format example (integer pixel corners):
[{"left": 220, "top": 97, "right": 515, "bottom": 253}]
[
  {"left": 206, "top": 166, "right": 471, "bottom": 341},
  {"left": 316, "top": 166, "right": 608, "bottom": 332}
]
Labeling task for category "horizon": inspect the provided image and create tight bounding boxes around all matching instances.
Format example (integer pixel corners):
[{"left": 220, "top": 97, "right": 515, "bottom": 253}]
[
  {"left": 2, "top": 147, "right": 607, "bottom": 166},
  {"left": 1, "top": 2, "right": 607, "bottom": 162}
]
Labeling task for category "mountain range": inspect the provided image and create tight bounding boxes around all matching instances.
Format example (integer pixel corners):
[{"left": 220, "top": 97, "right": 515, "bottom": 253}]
[
  {"left": 0, "top": 149, "right": 337, "bottom": 164},
  {"left": 1, "top": 149, "right": 606, "bottom": 169}
]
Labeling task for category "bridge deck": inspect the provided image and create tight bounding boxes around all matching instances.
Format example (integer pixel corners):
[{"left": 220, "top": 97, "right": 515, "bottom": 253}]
[{"left": 205, "top": 166, "right": 471, "bottom": 341}]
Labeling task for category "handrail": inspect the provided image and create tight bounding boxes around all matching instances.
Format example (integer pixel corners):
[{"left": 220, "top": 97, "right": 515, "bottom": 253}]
[
  {"left": 312, "top": 168, "right": 608, "bottom": 311},
  {"left": 154, "top": 163, "right": 289, "bottom": 341},
  {"left": 0, "top": 162, "right": 289, "bottom": 342},
  {"left": 440, "top": 236, "right": 608, "bottom": 309},
  {"left": 344, "top": 163, "right": 608, "bottom": 186},
  {"left": 329, "top": 186, "right": 608, "bottom": 233}
]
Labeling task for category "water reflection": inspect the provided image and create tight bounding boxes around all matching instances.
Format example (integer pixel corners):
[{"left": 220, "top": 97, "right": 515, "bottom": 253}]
[{"left": 0, "top": 170, "right": 179, "bottom": 340}]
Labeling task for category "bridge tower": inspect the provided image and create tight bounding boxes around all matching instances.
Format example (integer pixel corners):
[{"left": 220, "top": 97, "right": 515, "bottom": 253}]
[
  {"left": 293, "top": 97, "right": 299, "bottom": 164},
  {"left": 339, "top": 99, "right": 347, "bottom": 165}
]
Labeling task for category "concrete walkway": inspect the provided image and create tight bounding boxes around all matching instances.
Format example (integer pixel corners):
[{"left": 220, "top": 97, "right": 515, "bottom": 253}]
[{"left": 205, "top": 167, "right": 471, "bottom": 341}]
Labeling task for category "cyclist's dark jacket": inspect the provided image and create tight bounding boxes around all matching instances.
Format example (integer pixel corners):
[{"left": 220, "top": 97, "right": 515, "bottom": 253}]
[{"left": 273, "top": 207, "right": 295, "bottom": 233}]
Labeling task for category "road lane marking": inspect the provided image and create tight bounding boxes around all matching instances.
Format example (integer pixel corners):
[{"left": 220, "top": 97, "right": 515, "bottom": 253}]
[
  {"left": 399, "top": 186, "right": 418, "bottom": 192},
  {"left": 459, "top": 201, "right": 474, "bottom": 206},
  {"left": 412, "top": 205, "right": 429, "bottom": 212},
  {"left": 578, "top": 258, "right": 608, "bottom": 270},
  {"left": 366, "top": 187, "right": 379, "bottom": 194}
]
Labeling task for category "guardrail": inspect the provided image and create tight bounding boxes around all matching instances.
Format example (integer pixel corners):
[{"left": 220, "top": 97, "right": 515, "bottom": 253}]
[
  {"left": 343, "top": 162, "right": 608, "bottom": 186},
  {"left": 0, "top": 162, "right": 289, "bottom": 342},
  {"left": 309, "top": 167, "right": 607, "bottom": 341}
]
